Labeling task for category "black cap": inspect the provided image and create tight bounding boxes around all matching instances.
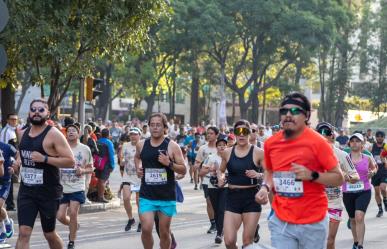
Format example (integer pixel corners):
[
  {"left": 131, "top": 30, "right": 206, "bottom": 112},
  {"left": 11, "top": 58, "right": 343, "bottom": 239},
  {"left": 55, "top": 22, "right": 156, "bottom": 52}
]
[{"left": 376, "top": 130, "right": 385, "bottom": 137}]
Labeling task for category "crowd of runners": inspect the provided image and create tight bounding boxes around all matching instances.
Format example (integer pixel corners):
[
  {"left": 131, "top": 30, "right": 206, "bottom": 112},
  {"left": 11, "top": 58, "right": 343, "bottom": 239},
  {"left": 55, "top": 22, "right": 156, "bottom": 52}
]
[{"left": 0, "top": 92, "right": 385, "bottom": 249}]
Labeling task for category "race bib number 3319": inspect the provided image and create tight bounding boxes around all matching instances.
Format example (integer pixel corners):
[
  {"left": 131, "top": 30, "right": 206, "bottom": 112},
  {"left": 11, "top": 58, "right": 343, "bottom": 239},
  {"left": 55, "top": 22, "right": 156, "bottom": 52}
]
[{"left": 145, "top": 168, "right": 168, "bottom": 185}]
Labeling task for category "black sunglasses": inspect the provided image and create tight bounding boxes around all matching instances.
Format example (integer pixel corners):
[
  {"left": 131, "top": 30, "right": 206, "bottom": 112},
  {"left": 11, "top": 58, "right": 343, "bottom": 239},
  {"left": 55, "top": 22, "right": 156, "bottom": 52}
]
[
  {"left": 318, "top": 128, "right": 332, "bottom": 136},
  {"left": 279, "top": 107, "right": 306, "bottom": 116},
  {"left": 30, "top": 107, "right": 45, "bottom": 113}
]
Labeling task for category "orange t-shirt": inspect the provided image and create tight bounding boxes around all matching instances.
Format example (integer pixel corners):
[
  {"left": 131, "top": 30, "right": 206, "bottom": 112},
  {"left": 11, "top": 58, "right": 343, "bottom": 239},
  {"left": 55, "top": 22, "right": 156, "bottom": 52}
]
[{"left": 264, "top": 127, "right": 338, "bottom": 224}]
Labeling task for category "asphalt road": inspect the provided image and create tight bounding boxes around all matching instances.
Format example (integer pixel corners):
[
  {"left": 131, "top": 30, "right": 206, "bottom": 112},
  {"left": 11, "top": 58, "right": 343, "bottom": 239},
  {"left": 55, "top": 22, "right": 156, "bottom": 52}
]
[{"left": 5, "top": 168, "right": 387, "bottom": 249}]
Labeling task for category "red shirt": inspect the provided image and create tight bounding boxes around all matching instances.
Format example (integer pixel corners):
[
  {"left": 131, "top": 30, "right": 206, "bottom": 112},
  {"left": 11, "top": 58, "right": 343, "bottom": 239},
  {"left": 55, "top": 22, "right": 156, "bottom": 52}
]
[{"left": 264, "top": 127, "right": 338, "bottom": 224}]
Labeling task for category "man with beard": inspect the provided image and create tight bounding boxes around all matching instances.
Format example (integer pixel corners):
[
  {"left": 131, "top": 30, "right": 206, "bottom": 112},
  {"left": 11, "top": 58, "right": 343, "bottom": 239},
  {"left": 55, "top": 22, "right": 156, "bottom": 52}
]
[
  {"left": 371, "top": 131, "right": 387, "bottom": 217},
  {"left": 13, "top": 99, "right": 75, "bottom": 249},
  {"left": 135, "top": 113, "right": 186, "bottom": 249},
  {"left": 255, "top": 92, "right": 344, "bottom": 249}
]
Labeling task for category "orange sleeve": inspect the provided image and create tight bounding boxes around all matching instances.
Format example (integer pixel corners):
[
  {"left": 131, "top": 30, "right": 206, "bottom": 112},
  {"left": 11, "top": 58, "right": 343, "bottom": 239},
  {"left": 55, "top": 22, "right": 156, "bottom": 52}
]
[
  {"left": 316, "top": 139, "right": 338, "bottom": 171},
  {"left": 263, "top": 141, "right": 272, "bottom": 170}
]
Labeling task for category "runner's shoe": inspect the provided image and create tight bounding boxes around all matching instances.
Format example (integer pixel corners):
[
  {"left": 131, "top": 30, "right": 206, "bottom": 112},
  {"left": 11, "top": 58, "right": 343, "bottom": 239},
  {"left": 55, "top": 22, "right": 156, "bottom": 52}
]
[
  {"left": 125, "top": 218, "right": 135, "bottom": 231},
  {"left": 207, "top": 223, "right": 216, "bottom": 234},
  {"left": 0, "top": 232, "right": 6, "bottom": 243},
  {"left": 376, "top": 210, "right": 383, "bottom": 218},
  {"left": 253, "top": 224, "right": 260, "bottom": 243},
  {"left": 170, "top": 233, "right": 177, "bottom": 249},
  {"left": 384, "top": 201, "right": 387, "bottom": 212},
  {"left": 5, "top": 219, "right": 14, "bottom": 238},
  {"left": 67, "top": 241, "right": 75, "bottom": 249},
  {"left": 137, "top": 223, "right": 142, "bottom": 232},
  {"left": 215, "top": 235, "right": 223, "bottom": 244}
]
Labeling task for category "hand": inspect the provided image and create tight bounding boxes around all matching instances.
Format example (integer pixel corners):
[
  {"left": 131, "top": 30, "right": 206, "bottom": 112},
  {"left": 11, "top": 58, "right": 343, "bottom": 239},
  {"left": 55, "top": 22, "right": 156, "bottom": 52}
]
[
  {"left": 290, "top": 163, "right": 312, "bottom": 181},
  {"left": 75, "top": 167, "right": 83, "bottom": 176},
  {"left": 245, "top": 170, "right": 260, "bottom": 179},
  {"left": 255, "top": 188, "right": 269, "bottom": 205},
  {"left": 158, "top": 151, "right": 171, "bottom": 167},
  {"left": 11, "top": 160, "right": 21, "bottom": 173},
  {"left": 31, "top": 151, "right": 45, "bottom": 163},
  {"left": 8, "top": 167, "right": 14, "bottom": 175},
  {"left": 367, "top": 170, "right": 375, "bottom": 179},
  {"left": 217, "top": 176, "right": 225, "bottom": 187},
  {"left": 137, "top": 166, "right": 144, "bottom": 178}
]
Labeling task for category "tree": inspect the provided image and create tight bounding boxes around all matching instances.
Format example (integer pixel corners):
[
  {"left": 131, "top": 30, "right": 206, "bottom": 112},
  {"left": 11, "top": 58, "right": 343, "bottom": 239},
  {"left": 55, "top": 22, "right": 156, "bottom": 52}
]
[{"left": 0, "top": 0, "right": 168, "bottom": 118}]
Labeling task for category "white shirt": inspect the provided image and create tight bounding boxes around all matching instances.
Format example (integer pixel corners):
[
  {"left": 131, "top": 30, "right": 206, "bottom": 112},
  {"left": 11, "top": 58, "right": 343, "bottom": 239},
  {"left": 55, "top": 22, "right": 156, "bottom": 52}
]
[
  {"left": 60, "top": 143, "right": 93, "bottom": 193},
  {"left": 0, "top": 124, "right": 17, "bottom": 144}
]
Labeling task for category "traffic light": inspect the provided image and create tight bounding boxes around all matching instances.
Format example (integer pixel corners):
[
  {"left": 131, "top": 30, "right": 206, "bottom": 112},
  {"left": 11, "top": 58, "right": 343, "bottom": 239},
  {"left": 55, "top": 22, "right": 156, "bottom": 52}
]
[{"left": 85, "top": 76, "right": 103, "bottom": 101}]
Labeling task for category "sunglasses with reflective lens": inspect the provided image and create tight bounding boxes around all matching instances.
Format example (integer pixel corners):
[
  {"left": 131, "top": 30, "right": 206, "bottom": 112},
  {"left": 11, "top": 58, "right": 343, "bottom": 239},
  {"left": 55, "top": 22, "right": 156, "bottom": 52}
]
[
  {"left": 318, "top": 128, "right": 332, "bottom": 136},
  {"left": 279, "top": 107, "right": 306, "bottom": 116},
  {"left": 30, "top": 107, "right": 45, "bottom": 113},
  {"left": 234, "top": 127, "right": 250, "bottom": 136}
]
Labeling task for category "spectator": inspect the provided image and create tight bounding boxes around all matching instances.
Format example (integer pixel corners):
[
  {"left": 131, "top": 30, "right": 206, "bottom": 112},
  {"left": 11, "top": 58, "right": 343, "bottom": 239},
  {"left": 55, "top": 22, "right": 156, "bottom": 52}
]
[{"left": 95, "top": 129, "right": 115, "bottom": 203}]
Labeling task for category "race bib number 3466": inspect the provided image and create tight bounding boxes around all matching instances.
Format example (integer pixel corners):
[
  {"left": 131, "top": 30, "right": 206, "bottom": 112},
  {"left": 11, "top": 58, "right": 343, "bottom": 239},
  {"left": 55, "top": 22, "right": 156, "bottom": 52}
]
[
  {"left": 21, "top": 167, "right": 44, "bottom": 186},
  {"left": 273, "top": 171, "right": 304, "bottom": 197},
  {"left": 145, "top": 168, "right": 168, "bottom": 185}
]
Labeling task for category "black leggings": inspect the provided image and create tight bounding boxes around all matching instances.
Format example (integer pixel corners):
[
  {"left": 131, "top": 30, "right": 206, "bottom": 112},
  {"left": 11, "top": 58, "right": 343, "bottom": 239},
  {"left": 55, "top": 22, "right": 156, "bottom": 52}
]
[
  {"left": 343, "top": 190, "right": 371, "bottom": 218},
  {"left": 208, "top": 188, "right": 227, "bottom": 236}
]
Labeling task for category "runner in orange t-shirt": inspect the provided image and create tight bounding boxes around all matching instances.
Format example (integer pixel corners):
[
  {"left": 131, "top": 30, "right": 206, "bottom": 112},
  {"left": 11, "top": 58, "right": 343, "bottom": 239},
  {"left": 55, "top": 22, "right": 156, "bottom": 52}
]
[{"left": 255, "top": 92, "right": 344, "bottom": 249}]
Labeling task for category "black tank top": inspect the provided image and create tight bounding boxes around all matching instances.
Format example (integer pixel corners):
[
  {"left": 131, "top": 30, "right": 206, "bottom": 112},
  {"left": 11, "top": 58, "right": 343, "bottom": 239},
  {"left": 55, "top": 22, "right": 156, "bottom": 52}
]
[
  {"left": 372, "top": 143, "right": 385, "bottom": 170},
  {"left": 140, "top": 138, "right": 175, "bottom": 201},
  {"left": 19, "top": 125, "right": 62, "bottom": 199},
  {"left": 226, "top": 145, "right": 261, "bottom": 186}
]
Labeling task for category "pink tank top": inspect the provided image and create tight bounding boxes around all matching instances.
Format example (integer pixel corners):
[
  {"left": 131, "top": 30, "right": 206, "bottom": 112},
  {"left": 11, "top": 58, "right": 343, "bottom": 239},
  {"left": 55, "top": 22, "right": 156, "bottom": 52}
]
[{"left": 343, "top": 154, "right": 371, "bottom": 192}]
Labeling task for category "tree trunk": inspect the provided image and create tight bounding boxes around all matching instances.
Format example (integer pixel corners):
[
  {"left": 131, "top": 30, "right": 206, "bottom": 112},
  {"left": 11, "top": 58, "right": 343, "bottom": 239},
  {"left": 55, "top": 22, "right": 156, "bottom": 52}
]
[
  {"left": 71, "top": 92, "right": 77, "bottom": 117},
  {"left": 16, "top": 81, "right": 30, "bottom": 114},
  {"left": 1, "top": 84, "right": 16, "bottom": 127},
  {"left": 250, "top": 81, "right": 259, "bottom": 124},
  {"left": 231, "top": 92, "right": 236, "bottom": 124},
  {"left": 190, "top": 55, "right": 200, "bottom": 126},
  {"left": 261, "top": 86, "right": 267, "bottom": 125},
  {"left": 145, "top": 92, "right": 156, "bottom": 118},
  {"left": 238, "top": 92, "right": 249, "bottom": 120}
]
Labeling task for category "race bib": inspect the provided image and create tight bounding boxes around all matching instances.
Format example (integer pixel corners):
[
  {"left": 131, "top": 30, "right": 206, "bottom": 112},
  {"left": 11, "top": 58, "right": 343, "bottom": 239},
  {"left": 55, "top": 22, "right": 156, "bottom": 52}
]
[
  {"left": 145, "top": 168, "right": 168, "bottom": 185},
  {"left": 21, "top": 167, "right": 44, "bottom": 186},
  {"left": 346, "top": 181, "right": 364, "bottom": 192},
  {"left": 273, "top": 171, "right": 303, "bottom": 197},
  {"left": 60, "top": 168, "right": 81, "bottom": 185},
  {"left": 326, "top": 186, "right": 341, "bottom": 200}
]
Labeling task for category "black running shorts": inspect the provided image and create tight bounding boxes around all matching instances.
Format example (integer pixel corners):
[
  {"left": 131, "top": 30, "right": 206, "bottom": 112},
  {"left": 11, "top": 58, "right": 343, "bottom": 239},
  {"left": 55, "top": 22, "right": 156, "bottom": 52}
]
[
  {"left": 343, "top": 189, "right": 371, "bottom": 218},
  {"left": 17, "top": 192, "right": 60, "bottom": 233},
  {"left": 225, "top": 187, "right": 261, "bottom": 214}
]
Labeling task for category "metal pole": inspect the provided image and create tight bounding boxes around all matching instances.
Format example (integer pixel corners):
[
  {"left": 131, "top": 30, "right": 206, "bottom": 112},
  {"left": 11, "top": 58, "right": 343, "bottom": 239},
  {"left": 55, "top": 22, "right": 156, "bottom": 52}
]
[{"left": 79, "top": 78, "right": 85, "bottom": 131}]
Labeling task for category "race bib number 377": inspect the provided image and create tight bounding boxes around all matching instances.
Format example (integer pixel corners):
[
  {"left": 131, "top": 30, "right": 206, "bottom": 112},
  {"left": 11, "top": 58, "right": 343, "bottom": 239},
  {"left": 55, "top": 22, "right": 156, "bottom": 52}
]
[
  {"left": 145, "top": 168, "right": 168, "bottom": 185},
  {"left": 21, "top": 167, "right": 44, "bottom": 186},
  {"left": 273, "top": 171, "right": 304, "bottom": 197}
]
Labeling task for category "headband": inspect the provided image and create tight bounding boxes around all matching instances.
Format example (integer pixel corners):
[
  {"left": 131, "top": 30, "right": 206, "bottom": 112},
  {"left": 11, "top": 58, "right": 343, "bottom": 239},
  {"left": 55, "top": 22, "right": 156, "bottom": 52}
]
[{"left": 281, "top": 98, "right": 308, "bottom": 111}]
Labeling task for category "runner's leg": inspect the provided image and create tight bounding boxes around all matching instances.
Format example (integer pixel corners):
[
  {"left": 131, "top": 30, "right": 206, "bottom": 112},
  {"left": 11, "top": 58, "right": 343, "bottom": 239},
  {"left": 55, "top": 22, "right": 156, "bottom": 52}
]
[
  {"left": 68, "top": 201, "right": 81, "bottom": 242},
  {"left": 327, "top": 221, "right": 340, "bottom": 249},
  {"left": 140, "top": 212, "right": 155, "bottom": 249},
  {"left": 223, "top": 211, "right": 242, "bottom": 249},
  {"left": 157, "top": 212, "right": 172, "bottom": 249},
  {"left": 241, "top": 212, "right": 260, "bottom": 247}
]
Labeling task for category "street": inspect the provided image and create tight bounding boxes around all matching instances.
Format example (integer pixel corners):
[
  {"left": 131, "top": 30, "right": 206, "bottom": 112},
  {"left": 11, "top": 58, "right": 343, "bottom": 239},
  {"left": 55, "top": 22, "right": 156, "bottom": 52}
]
[{"left": 6, "top": 169, "right": 387, "bottom": 249}]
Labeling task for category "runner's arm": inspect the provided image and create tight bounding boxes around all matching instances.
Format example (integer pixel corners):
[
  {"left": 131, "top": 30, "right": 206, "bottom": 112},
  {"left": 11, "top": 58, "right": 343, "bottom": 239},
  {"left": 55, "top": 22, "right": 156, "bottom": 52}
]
[
  {"left": 169, "top": 142, "right": 187, "bottom": 175},
  {"left": 45, "top": 129, "right": 75, "bottom": 168},
  {"left": 134, "top": 140, "right": 144, "bottom": 178}
]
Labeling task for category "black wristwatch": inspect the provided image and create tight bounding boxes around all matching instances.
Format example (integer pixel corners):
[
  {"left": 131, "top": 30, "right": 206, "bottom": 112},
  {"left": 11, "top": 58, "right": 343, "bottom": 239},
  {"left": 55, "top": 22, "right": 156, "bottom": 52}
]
[{"left": 310, "top": 171, "right": 319, "bottom": 182}]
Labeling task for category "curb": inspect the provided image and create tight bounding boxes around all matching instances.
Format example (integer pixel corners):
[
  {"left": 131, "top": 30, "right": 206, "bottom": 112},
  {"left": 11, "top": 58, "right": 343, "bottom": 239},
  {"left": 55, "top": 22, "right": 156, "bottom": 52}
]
[{"left": 7, "top": 198, "right": 122, "bottom": 221}]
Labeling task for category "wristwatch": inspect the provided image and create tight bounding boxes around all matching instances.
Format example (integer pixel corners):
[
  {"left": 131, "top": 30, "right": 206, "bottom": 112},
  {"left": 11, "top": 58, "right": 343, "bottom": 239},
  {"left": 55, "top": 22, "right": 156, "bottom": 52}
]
[{"left": 310, "top": 171, "right": 319, "bottom": 182}]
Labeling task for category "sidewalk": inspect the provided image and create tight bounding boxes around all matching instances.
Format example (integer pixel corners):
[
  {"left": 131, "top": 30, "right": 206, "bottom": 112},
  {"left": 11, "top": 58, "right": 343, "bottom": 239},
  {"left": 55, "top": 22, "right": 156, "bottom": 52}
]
[{"left": 7, "top": 183, "right": 122, "bottom": 221}]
